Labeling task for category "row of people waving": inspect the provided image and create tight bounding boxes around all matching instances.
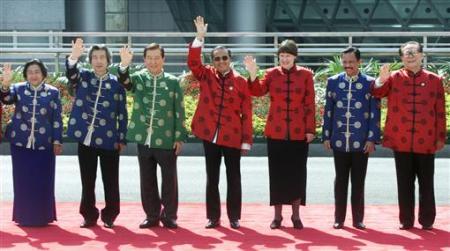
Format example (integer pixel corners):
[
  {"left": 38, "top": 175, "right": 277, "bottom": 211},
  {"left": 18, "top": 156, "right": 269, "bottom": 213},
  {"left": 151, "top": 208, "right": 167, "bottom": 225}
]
[{"left": 0, "top": 16, "right": 446, "bottom": 231}]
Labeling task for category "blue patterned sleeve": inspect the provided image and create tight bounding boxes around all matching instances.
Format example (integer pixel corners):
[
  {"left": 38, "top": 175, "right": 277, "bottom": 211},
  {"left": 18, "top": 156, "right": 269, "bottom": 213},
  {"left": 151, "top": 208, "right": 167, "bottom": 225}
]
[
  {"left": 322, "top": 79, "right": 334, "bottom": 141},
  {"left": 65, "top": 59, "right": 81, "bottom": 96},
  {"left": 117, "top": 85, "right": 128, "bottom": 144},
  {"left": 52, "top": 90, "right": 63, "bottom": 144},
  {"left": 0, "top": 85, "right": 18, "bottom": 105},
  {"left": 368, "top": 94, "right": 381, "bottom": 143}
]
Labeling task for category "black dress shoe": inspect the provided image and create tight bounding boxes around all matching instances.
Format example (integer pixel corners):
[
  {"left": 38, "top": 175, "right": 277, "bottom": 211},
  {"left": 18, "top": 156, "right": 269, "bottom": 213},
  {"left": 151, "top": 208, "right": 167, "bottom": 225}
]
[
  {"left": 333, "top": 222, "right": 344, "bottom": 229},
  {"left": 230, "top": 220, "right": 240, "bottom": 229},
  {"left": 353, "top": 222, "right": 366, "bottom": 230},
  {"left": 270, "top": 217, "right": 282, "bottom": 229},
  {"left": 205, "top": 219, "right": 220, "bottom": 229},
  {"left": 291, "top": 217, "right": 303, "bottom": 229},
  {"left": 161, "top": 218, "right": 178, "bottom": 229},
  {"left": 422, "top": 224, "right": 433, "bottom": 230},
  {"left": 80, "top": 220, "right": 97, "bottom": 228},
  {"left": 399, "top": 223, "right": 413, "bottom": 230},
  {"left": 103, "top": 221, "right": 114, "bottom": 229},
  {"left": 139, "top": 219, "right": 159, "bottom": 228}
]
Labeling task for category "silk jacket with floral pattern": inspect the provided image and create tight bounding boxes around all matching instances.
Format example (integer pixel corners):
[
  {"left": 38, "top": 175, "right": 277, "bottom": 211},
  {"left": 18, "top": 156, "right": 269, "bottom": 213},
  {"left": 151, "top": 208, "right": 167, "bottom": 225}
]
[
  {"left": 65, "top": 60, "right": 128, "bottom": 151},
  {"left": 0, "top": 82, "right": 62, "bottom": 150},
  {"left": 371, "top": 68, "right": 446, "bottom": 154}
]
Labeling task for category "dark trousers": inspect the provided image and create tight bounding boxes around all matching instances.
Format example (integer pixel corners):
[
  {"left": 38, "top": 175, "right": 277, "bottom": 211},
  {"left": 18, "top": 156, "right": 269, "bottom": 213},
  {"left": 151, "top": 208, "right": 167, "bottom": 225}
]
[
  {"left": 394, "top": 151, "right": 435, "bottom": 227},
  {"left": 203, "top": 140, "right": 242, "bottom": 221},
  {"left": 78, "top": 143, "right": 120, "bottom": 223},
  {"left": 137, "top": 144, "right": 178, "bottom": 221},
  {"left": 333, "top": 150, "right": 368, "bottom": 224}
]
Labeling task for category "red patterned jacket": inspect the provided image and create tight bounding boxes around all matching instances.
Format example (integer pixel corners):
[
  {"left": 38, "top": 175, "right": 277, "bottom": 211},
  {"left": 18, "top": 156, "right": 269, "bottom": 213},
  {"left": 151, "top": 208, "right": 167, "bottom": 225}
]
[
  {"left": 371, "top": 68, "right": 447, "bottom": 154},
  {"left": 187, "top": 45, "right": 253, "bottom": 149},
  {"left": 248, "top": 66, "right": 316, "bottom": 140}
]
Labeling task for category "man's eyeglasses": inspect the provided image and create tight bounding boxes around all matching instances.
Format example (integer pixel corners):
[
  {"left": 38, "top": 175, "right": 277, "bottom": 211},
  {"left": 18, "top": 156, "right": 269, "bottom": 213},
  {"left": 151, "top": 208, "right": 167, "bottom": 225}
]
[
  {"left": 402, "top": 50, "right": 420, "bottom": 57},
  {"left": 213, "top": 56, "right": 229, "bottom": 62}
]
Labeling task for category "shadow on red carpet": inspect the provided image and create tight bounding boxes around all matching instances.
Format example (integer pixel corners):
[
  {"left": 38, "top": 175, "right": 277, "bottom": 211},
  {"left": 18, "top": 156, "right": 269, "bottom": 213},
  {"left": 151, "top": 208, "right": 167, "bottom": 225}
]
[{"left": 1, "top": 202, "right": 449, "bottom": 250}]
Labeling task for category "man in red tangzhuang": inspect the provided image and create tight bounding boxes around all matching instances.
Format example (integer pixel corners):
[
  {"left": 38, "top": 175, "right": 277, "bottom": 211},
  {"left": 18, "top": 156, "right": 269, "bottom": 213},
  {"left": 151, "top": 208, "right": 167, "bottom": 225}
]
[
  {"left": 372, "top": 41, "right": 447, "bottom": 231},
  {"left": 187, "top": 16, "right": 253, "bottom": 230}
]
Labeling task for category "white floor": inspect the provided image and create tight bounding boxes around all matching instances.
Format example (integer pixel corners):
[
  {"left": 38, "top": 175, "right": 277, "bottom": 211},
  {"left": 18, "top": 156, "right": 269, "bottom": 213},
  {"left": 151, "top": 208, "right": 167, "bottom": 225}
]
[{"left": 0, "top": 156, "right": 449, "bottom": 205}]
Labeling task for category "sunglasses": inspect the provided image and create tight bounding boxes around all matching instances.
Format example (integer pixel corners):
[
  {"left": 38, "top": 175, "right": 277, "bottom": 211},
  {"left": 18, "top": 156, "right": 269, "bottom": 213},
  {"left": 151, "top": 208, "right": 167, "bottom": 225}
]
[
  {"left": 402, "top": 50, "right": 420, "bottom": 57},
  {"left": 213, "top": 55, "right": 229, "bottom": 62}
]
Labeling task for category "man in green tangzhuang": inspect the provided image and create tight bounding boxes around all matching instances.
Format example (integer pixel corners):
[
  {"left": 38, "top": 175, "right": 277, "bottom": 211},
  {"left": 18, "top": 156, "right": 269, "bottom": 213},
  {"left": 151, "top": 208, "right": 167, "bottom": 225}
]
[{"left": 118, "top": 43, "right": 187, "bottom": 229}]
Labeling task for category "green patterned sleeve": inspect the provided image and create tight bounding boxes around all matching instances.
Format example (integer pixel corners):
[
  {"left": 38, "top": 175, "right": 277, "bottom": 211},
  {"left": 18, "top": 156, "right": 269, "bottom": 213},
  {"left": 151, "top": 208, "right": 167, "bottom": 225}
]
[
  {"left": 174, "top": 79, "right": 187, "bottom": 142},
  {"left": 128, "top": 72, "right": 142, "bottom": 93}
]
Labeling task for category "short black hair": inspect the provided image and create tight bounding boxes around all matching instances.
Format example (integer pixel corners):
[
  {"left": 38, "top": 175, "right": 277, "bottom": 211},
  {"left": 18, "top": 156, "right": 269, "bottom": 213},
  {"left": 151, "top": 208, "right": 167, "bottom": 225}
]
[
  {"left": 211, "top": 46, "right": 232, "bottom": 60},
  {"left": 278, "top": 39, "right": 298, "bottom": 57},
  {"left": 399, "top": 41, "right": 423, "bottom": 56},
  {"left": 143, "top": 43, "right": 165, "bottom": 58},
  {"left": 341, "top": 46, "right": 361, "bottom": 60},
  {"left": 23, "top": 59, "right": 48, "bottom": 79},
  {"left": 88, "top": 44, "right": 112, "bottom": 64}
]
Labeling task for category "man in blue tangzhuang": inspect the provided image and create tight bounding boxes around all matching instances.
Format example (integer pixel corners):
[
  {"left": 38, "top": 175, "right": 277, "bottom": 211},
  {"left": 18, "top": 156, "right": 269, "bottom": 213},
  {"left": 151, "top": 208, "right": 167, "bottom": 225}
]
[
  {"left": 322, "top": 47, "right": 381, "bottom": 230},
  {"left": 65, "top": 38, "right": 128, "bottom": 229}
]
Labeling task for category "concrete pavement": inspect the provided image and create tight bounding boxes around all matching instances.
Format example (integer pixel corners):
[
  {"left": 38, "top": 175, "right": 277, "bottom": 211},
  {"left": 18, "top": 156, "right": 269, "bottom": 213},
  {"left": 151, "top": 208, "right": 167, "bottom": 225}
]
[{"left": 0, "top": 156, "right": 448, "bottom": 205}]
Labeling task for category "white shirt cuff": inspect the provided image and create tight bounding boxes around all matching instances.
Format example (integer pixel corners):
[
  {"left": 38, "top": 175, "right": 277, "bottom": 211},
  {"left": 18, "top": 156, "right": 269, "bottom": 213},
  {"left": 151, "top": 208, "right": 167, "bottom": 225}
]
[
  {"left": 192, "top": 38, "right": 204, "bottom": 48},
  {"left": 241, "top": 143, "right": 251, "bottom": 150},
  {"left": 67, "top": 57, "right": 78, "bottom": 67},
  {"left": 119, "top": 63, "right": 128, "bottom": 73},
  {"left": 374, "top": 78, "right": 384, "bottom": 88}
]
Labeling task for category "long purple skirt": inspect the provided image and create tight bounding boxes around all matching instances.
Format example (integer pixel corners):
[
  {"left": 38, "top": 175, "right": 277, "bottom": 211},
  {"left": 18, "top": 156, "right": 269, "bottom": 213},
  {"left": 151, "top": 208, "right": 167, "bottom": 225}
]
[{"left": 11, "top": 144, "right": 56, "bottom": 226}]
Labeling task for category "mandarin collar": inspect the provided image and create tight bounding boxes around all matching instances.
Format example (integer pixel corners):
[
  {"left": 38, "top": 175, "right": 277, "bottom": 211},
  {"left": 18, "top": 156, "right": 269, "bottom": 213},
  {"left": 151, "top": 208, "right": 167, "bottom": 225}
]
[
  {"left": 344, "top": 72, "right": 361, "bottom": 82},
  {"left": 403, "top": 68, "right": 423, "bottom": 77},
  {"left": 27, "top": 82, "right": 45, "bottom": 91},
  {"left": 148, "top": 69, "right": 165, "bottom": 80},
  {"left": 215, "top": 69, "right": 232, "bottom": 79},
  {"left": 281, "top": 65, "right": 297, "bottom": 74},
  {"left": 94, "top": 71, "right": 109, "bottom": 80}
]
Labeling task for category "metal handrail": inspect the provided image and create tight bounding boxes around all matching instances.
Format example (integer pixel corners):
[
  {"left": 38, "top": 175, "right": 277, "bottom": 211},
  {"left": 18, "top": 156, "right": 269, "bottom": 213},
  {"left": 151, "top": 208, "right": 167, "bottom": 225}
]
[
  {"left": 1, "top": 31, "right": 450, "bottom": 36},
  {"left": 2, "top": 47, "right": 450, "bottom": 54},
  {"left": 2, "top": 31, "right": 449, "bottom": 73}
]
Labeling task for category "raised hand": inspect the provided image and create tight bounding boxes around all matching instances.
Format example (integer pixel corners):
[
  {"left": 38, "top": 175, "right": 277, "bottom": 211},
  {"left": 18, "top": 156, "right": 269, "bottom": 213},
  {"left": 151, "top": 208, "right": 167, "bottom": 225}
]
[
  {"left": 70, "top": 38, "right": 85, "bottom": 61},
  {"left": 243, "top": 55, "right": 258, "bottom": 81},
  {"left": 379, "top": 64, "right": 391, "bottom": 84},
  {"left": 1, "top": 63, "right": 13, "bottom": 88},
  {"left": 119, "top": 45, "right": 133, "bottom": 68},
  {"left": 194, "top": 16, "right": 208, "bottom": 40}
]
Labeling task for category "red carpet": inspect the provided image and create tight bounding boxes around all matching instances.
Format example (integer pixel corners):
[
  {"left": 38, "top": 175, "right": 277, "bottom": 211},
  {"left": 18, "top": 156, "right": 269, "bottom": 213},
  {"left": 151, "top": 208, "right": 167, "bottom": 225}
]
[{"left": 1, "top": 202, "right": 449, "bottom": 250}]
